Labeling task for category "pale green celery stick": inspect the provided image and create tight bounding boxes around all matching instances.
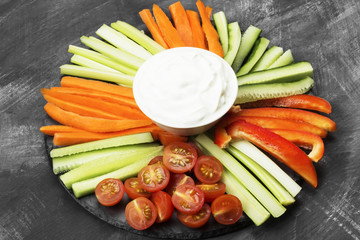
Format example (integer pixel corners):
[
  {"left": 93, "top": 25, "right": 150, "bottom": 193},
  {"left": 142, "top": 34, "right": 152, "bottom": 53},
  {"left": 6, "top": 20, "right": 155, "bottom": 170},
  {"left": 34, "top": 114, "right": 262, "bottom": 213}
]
[
  {"left": 213, "top": 11, "right": 229, "bottom": 55},
  {"left": 50, "top": 132, "right": 154, "bottom": 158},
  {"left": 251, "top": 46, "right": 284, "bottom": 72},
  {"left": 111, "top": 21, "right": 165, "bottom": 55},
  {"left": 223, "top": 22, "right": 241, "bottom": 66},
  {"left": 80, "top": 36, "right": 144, "bottom": 70},
  {"left": 68, "top": 45, "right": 137, "bottom": 76},
  {"left": 227, "top": 146, "right": 295, "bottom": 206},
  {"left": 72, "top": 146, "right": 163, "bottom": 198},
  {"left": 195, "top": 134, "right": 286, "bottom": 218},
  {"left": 60, "top": 145, "right": 161, "bottom": 189},
  {"left": 222, "top": 168, "right": 270, "bottom": 226},
  {"left": 71, "top": 54, "right": 119, "bottom": 72},
  {"left": 96, "top": 24, "right": 152, "bottom": 60},
  {"left": 60, "top": 64, "right": 133, "bottom": 87},
  {"left": 230, "top": 140, "right": 302, "bottom": 197},
  {"left": 268, "top": 49, "right": 294, "bottom": 69}
]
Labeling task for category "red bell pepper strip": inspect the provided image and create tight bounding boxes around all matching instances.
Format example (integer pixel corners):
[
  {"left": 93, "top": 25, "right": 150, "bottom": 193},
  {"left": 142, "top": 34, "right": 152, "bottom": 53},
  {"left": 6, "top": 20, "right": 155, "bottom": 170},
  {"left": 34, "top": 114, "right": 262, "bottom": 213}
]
[
  {"left": 236, "top": 107, "right": 336, "bottom": 132},
  {"left": 240, "top": 95, "right": 332, "bottom": 114},
  {"left": 270, "top": 129, "right": 324, "bottom": 162},
  {"left": 227, "top": 120, "right": 318, "bottom": 188}
]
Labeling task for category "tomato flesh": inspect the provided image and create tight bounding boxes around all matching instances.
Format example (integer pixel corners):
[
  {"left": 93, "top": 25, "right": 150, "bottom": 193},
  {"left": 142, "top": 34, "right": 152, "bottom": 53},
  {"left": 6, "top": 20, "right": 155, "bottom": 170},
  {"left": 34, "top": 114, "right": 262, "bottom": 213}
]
[
  {"left": 150, "top": 191, "right": 174, "bottom": 223},
  {"left": 124, "top": 177, "right": 152, "bottom": 199},
  {"left": 166, "top": 173, "right": 195, "bottom": 196},
  {"left": 95, "top": 178, "right": 125, "bottom": 206},
  {"left": 138, "top": 164, "right": 170, "bottom": 192},
  {"left": 172, "top": 184, "right": 204, "bottom": 214},
  {"left": 148, "top": 156, "right": 163, "bottom": 165},
  {"left": 211, "top": 194, "right": 243, "bottom": 225},
  {"left": 194, "top": 155, "right": 223, "bottom": 184},
  {"left": 163, "top": 142, "right": 197, "bottom": 173},
  {"left": 125, "top": 197, "right": 157, "bottom": 230},
  {"left": 196, "top": 182, "right": 226, "bottom": 203},
  {"left": 177, "top": 203, "right": 211, "bottom": 228}
]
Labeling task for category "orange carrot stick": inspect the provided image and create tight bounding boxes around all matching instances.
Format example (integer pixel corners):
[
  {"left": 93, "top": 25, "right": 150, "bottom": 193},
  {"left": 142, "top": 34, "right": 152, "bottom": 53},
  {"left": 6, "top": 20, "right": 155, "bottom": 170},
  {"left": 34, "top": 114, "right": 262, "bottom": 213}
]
[
  {"left": 196, "top": 0, "right": 224, "bottom": 57},
  {"left": 186, "top": 10, "right": 207, "bottom": 49},
  {"left": 206, "top": 6, "right": 213, "bottom": 19},
  {"left": 40, "top": 125, "right": 86, "bottom": 136},
  {"left": 153, "top": 4, "right": 185, "bottom": 48},
  {"left": 139, "top": 9, "right": 169, "bottom": 49},
  {"left": 44, "top": 103, "right": 153, "bottom": 133},
  {"left": 60, "top": 76, "right": 134, "bottom": 98},
  {"left": 169, "top": 1, "right": 193, "bottom": 47}
]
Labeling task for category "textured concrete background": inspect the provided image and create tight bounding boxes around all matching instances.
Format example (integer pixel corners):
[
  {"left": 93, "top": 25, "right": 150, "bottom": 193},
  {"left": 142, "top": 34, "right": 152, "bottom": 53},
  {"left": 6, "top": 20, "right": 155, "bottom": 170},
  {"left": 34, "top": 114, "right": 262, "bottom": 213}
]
[{"left": 1, "top": 0, "right": 360, "bottom": 239}]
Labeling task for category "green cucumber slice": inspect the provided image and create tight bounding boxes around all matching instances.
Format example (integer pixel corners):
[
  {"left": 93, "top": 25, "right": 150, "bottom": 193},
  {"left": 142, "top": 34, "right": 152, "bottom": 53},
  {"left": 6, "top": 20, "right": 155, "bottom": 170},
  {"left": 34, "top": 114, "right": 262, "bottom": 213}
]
[
  {"left": 236, "top": 37, "right": 270, "bottom": 76},
  {"left": 235, "top": 76, "right": 314, "bottom": 104},
  {"left": 251, "top": 46, "right": 284, "bottom": 72},
  {"left": 237, "top": 61, "right": 313, "bottom": 86},
  {"left": 70, "top": 54, "right": 119, "bottom": 73},
  {"left": 268, "top": 49, "right": 294, "bottom": 69},
  {"left": 213, "top": 11, "right": 229, "bottom": 55},
  {"left": 50, "top": 132, "right": 154, "bottom": 158},
  {"left": 231, "top": 25, "right": 262, "bottom": 73},
  {"left": 111, "top": 21, "right": 165, "bottom": 55},
  {"left": 223, "top": 22, "right": 241, "bottom": 65}
]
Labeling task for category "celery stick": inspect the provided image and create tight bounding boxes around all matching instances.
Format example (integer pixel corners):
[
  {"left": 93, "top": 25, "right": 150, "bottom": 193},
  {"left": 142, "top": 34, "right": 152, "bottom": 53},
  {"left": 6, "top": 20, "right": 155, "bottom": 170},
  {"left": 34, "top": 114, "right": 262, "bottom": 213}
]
[
  {"left": 251, "top": 46, "right": 284, "bottom": 72},
  {"left": 227, "top": 146, "right": 295, "bottom": 206},
  {"left": 213, "top": 11, "right": 229, "bottom": 55},
  {"left": 72, "top": 146, "right": 163, "bottom": 198},
  {"left": 222, "top": 168, "right": 270, "bottom": 226},
  {"left": 60, "top": 144, "right": 161, "bottom": 189},
  {"left": 60, "top": 64, "right": 133, "bottom": 87},
  {"left": 80, "top": 36, "right": 144, "bottom": 70},
  {"left": 50, "top": 132, "right": 154, "bottom": 158},
  {"left": 223, "top": 22, "right": 241, "bottom": 66},
  {"left": 111, "top": 21, "right": 165, "bottom": 55},
  {"left": 96, "top": 24, "right": 152, "bottom": 60},
  {"left": 68, "top": 45, "right": 137, "bottom": 75},
  {"left": 230, "top": 140, "right": 301, "bottom": 197},
  {"left": 195, "top": 134, "right": 286, "bottom": 218},
  {"left": 268, "top": 49, "right": 294, "bottom": 69},
  {"left": 71, "top": 54, "right": 119, "bottom": 72}
]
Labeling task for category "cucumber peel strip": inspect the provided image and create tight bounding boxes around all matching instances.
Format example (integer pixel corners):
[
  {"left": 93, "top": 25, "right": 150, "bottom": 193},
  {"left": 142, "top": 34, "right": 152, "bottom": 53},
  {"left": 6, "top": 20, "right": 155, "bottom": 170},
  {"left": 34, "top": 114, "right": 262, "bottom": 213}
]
[
  {"left": 268, "top": 49, "right": 294, "bottom": 69},
  {"left": 213, "top": 11, "right": 229, "bottom": 55},
  {"left": 223, "top": 22, "right": 241, "bottom": 66},
  {"left": 251, "top": 46, "right": 284, "bottom": 72}
]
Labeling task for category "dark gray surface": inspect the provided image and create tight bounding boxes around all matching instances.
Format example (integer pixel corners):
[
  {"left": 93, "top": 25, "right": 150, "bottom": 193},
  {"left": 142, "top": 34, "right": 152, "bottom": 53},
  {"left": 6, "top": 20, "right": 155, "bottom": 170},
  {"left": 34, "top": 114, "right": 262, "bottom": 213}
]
[{"left": 1, "top": 0, "right": 360, "bottom": 239}]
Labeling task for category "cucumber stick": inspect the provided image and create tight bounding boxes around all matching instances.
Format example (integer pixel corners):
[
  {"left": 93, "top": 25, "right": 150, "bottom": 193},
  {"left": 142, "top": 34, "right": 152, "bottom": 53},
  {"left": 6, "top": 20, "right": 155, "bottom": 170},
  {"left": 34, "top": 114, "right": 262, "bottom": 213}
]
[
  {"left": 223, "top": 22, "right": 241, "bottom": 66},
  {"left": 60, "top": 144, "right": 161, "bottom": 189},
  {"left": 230, "top": 140, "right": 302, "bottom": 197},
  {"left": 268, "top": 49, "right": 294, "bottom": 69},
  {"left": 213, "top": 11, "right": 229, "bottom": 55},
  {"left": 235, "top": 76, "right": 314, "bottom": 104},
  {"left": 231, "top": 25, "right": 262, "bottom": 73},
  {"left": 96, "top": 24, "right": 152, "bottom": 60},
  {"left": 68, "top": 45, "right": 137, "bottom": 76},
  {"left": 72, "top": 146, "right": 163, "bottom": 198},
  {"left": 236, "top": 37, "right": 269, "bottom": 76},
  {"left": 111, "top": 21, "right": 165, "bottom": 55},
  {"left": 227, "top": 146, "right": 295, "bottom": 206},
  {"left": 195, "top": 134, "right": 286, "bottom": 218},
  {"left": 251, "top": 46, "right": 283, "bottom": 72},
  {"left": 71, "top": 54, "right": 119, "bottom": 73},
  {"left": 237, "top": 61, "right": 313, "bottom": 86},
  {"left": 50, "top": 132, "right": 154, "bottom": 158}
]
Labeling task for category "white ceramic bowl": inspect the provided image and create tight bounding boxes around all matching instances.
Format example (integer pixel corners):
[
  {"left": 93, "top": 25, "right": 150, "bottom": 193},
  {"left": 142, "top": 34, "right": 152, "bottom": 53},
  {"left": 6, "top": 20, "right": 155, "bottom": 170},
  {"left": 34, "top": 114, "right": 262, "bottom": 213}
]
[{"left": 133, "top": 47, "right": 238, "bottom": 136}]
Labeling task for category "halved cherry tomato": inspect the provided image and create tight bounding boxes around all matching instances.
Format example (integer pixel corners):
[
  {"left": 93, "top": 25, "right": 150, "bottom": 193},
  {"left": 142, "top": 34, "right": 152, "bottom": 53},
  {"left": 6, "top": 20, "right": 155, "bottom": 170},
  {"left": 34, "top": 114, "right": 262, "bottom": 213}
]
[
  {"left": 211, "top": 194, "right": 243, "bottom": 225},
  {"left": 150, "top": 191, "right": 174, "bottom": 223},
  {"left": 177, "top": 203, "right": 211, "bottom": 228},
  {"left": 172, "top": 184, "right": 204, "bottom": 214},
  {"left": 196, "top": 182, "right": 226, "bottom": 203},
  {"left": 95, "top": 178, "right": 125, "bottom": 206},
  {"left": 163, "top": 142, "right": 197, "bottom": 173},
  {"left": 188, "top": 142, "right": 203, "bottom": 157},
  {"left": 125, "top": 197, "right": 157, "bottom": 230},
  {"left": 148, "top": 156, "right": 163, "bottom": 165},
  {"left": 124, "top": 177, "right": 152, "bottom": 200},
  {"left": 138, "top": 164, "right": 170, "bottom": 192},
  {"left": 166, "top": 173, "right": 195, "bottom": 196},
  {"left": 194, "top": 155, "right": 223, "bottom": 184}
]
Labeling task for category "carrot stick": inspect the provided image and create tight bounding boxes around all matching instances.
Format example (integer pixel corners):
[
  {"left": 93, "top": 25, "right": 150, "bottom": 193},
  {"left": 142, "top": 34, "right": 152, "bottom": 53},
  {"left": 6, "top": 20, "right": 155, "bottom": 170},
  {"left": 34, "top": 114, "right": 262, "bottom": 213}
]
[
  {"left": 186, "top": 10, "right": 207, "bottom": 49},
  {"left": 139, "top": 9, "right": 169, "bottom": 49},
  {"left": 44, "top": 103, "right": 153, "bottom": 133},
  {"left": 196, "top": 0, "right": 224, "bottom": 57},
  {"left": 169, "top": 1, "right": 193, "bottom": 47},
  {"left": 153, "top": 4, "right": 185, "bottom": 48},
  {"left": 50, "top": 87, "right": 138, "bottom": 109},
  {"left": 60, "top": 76, "right": 134, "bottom": 98},
  {"left": 40, "top": 125, "right": 86, "bottom": 136},
  {"left": 206, "top": 6, "right": 213, "bottom": 19}
]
